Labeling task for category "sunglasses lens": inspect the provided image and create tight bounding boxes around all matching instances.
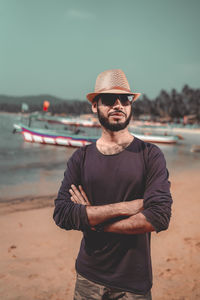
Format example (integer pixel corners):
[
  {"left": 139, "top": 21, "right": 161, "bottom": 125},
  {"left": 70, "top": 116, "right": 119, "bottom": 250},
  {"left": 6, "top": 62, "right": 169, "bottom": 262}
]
[
  {"left": 128, "top": 95, "right": 134, "bottom": 102},
  {"left": 119, "top": 95, "right": 134, "bottom": 105},
  {"left": 100, "top": 94, "right": 134, "bottom": 106},
  {"left": 101, "top": 94, "right": 117, "bottom": 106}
]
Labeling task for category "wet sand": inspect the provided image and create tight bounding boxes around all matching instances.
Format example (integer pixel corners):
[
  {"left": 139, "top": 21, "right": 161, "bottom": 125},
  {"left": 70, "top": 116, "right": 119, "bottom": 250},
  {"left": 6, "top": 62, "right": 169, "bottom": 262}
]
[{"left": 0, "top": 169, "right": 200, "bottom": 300}]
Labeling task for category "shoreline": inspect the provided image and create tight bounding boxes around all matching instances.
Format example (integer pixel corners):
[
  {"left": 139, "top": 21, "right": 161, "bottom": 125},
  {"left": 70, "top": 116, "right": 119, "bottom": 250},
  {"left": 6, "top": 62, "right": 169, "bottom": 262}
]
[{"left": 0, "top": 194, "right": 56, "bottom": 216}]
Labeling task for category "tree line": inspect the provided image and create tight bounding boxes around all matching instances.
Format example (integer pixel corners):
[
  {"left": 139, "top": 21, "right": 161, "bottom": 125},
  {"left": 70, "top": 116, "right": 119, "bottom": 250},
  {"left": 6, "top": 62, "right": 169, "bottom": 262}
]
[
  {"left": 0, "top": 84, "right": 199, "bottom": 123},
  {"left": 133, "top": 85, "right": 200, "bottom": 123}
]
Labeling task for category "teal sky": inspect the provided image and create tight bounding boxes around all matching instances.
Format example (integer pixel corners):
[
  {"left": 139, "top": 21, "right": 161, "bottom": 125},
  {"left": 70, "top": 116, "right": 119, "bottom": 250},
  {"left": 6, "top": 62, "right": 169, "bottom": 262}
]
[{"left": 1, "top": 0, "right": 200, "bottom": 100}]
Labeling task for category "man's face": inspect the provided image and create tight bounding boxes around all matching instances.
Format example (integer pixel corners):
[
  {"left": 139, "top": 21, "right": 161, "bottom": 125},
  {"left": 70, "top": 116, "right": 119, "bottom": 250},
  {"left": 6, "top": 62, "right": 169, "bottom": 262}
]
[{"left": 95, "top": 95, "right": 133, "bottom": 132}]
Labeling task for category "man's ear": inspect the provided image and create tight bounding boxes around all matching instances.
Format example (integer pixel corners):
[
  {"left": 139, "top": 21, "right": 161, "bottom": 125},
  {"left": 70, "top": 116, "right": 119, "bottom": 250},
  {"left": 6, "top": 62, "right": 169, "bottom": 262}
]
[{"left": 91, "top": 101, "right": 98, "bottom": 113}]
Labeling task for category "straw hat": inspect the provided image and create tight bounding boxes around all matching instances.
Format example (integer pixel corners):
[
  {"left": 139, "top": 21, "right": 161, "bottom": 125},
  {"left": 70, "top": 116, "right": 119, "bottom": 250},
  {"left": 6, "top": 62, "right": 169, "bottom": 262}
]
[{"left": 86, "top": 69, "right": 141, "bottom": 103}]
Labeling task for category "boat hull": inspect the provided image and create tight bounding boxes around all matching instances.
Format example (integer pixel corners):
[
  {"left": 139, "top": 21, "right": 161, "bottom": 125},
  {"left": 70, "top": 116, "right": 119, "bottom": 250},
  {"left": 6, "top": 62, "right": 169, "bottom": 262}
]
[
  {"left": 133, "top": 133, "right": 178, "bottom": 144},
  {"left": 13, "top": 123, "right": 178, "bottom": 146},
  {"left": 18, "top": 125, "right": 96, "bottom": 147}
]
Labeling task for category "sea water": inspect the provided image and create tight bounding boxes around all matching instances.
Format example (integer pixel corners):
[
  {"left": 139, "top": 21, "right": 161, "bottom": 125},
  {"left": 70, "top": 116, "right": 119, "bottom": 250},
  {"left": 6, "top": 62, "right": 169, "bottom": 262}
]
[
  {"left": 0, "top": 113, "right": 76, "bottom": 201},
  {"left": 0, "top": 113, "right": 199, "bottom": 202}
]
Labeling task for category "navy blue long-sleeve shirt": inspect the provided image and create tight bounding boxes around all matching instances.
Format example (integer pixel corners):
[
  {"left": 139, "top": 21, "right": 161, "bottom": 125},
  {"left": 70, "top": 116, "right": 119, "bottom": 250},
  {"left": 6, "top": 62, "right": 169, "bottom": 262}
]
[{"left": 53, "top": 137, "right": 172, "bottom": 294}]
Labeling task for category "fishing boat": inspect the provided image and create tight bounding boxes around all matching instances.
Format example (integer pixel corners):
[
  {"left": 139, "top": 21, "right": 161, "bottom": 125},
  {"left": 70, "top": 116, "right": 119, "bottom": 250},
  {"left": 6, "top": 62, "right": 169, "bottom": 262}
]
[
  {"left": 134, "top": 133, "right": 178, "bottom": 144},
  {"left": 190, "top": 145, "right": 200, "bottom": 153},
  {"left": 13, "top": 122, "right": 179, "bottom": 146},
  {"left": 35, "top": 114, "right": 100, "bottom": 128},
  {"left": 13, "top": 123, "right": 97, "bottom": 147}
]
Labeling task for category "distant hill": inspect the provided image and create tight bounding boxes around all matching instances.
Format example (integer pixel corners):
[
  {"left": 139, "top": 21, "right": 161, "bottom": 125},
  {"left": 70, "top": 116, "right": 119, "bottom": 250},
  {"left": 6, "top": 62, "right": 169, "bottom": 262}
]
[
  {"left": 0, "top": 94, "right": 79, "bottom": 105},
  {"left": 0, "top": 94, "right": 91, "bottom": 114}
]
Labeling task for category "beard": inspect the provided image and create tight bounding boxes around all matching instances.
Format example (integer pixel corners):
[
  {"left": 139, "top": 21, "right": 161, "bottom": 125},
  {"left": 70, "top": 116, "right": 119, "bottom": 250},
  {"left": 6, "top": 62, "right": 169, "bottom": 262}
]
[{"left": 97, "top": 105, "right": 132, "bottom": 132}]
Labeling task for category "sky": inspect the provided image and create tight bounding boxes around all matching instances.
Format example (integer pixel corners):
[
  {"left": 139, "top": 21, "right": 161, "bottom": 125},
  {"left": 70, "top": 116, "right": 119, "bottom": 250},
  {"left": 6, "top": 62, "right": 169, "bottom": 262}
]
[{"left": 0, "top": 0, "right": 200, "bottom": 100}]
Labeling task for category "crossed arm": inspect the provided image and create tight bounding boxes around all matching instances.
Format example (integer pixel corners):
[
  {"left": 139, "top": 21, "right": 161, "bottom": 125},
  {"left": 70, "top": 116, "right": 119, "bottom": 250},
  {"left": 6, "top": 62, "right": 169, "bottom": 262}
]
[{"left": 69, "top": 184, "right": 155, "bottom": 234}]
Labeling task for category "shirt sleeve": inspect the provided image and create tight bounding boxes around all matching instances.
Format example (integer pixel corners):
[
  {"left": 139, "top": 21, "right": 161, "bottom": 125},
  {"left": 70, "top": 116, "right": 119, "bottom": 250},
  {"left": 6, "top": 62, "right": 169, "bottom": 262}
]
[
  {"left": 53, "top": 147, "right": 90, "bottom": 231},
  {"left": 141, "top": 144, "right": 173, "bottom": 233}
]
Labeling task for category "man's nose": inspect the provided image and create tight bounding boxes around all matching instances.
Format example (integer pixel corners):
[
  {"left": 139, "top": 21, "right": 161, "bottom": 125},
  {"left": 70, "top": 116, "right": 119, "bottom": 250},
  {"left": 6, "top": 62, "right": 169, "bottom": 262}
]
[{"left": 113, "top": 98, "right": 122, "bottom": 108}]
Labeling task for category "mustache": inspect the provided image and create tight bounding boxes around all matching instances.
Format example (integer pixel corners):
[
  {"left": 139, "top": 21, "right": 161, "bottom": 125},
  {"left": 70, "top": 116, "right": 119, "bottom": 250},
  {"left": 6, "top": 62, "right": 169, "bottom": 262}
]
[{"left": 108, "top": 110, "right": 126, "bottom": 117}]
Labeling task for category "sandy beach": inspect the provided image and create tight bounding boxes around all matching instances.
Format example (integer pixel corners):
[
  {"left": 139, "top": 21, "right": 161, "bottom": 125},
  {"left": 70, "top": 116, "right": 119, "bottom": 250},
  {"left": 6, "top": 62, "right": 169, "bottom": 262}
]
[{"left": 0, "top": 168, "right": 200, "bottom": 300}]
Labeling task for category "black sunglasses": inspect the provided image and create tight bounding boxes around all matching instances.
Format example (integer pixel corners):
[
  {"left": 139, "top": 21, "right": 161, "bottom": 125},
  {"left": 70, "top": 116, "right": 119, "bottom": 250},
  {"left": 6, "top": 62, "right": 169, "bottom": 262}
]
[{"left": 95, "top": 94, "right": 134, "bottom": 106}]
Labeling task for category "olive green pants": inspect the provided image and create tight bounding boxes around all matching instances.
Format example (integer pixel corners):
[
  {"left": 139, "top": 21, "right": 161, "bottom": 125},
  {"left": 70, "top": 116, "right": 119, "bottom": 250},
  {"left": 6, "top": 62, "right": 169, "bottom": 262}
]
[{"left": 74, "top": 273, "right": 152, "bottom": 300}]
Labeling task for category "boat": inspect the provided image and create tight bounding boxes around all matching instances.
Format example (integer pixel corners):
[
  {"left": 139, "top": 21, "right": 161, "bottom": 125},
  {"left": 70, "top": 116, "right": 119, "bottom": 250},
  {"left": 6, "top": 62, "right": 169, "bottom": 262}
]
[
  {"left": 13, "top": 122, "right": 179, "bottom": 146},
  {"left": 190, "top": 145, "right": 200, "bottom": 153},
  {"left": 133, "top": 133, "right": 178, "bottom": 144},
  {"left": 32, "top": 113, "right": 100, "bottom": 128},
  {"left": 13, "top": 123, "right": 97, "bottom": 147}
]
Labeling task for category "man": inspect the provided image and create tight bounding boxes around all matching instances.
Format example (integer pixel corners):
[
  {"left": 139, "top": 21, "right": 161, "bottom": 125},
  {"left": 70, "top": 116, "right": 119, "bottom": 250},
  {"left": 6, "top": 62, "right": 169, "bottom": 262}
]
[{"left": 53, "top": 69, "right": 172, "bottom": 299}]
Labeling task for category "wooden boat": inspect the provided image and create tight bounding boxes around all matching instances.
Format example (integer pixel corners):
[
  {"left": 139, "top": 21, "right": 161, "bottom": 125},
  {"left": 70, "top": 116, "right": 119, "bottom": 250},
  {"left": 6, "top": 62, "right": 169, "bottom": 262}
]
[
  {"left": 133, "top": 133, "right": 178, "bottom": 144},
  {"left": 190, "top": 145, "right": 200, "bottom": 153},
  {"left": 13, "top": 123, "right": 179, "bottom": 146},
  {"left": 13, "top": 123, "right": 97, "bottom": 147},
  {"left": 34, "top": 114, "right": 100, "bottom": 128}
]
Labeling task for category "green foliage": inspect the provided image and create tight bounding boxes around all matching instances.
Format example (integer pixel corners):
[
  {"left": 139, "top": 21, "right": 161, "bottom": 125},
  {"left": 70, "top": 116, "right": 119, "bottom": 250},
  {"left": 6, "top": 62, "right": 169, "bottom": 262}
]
[{"left": 133, "top": 85, "right": 200, "bottom": 122}]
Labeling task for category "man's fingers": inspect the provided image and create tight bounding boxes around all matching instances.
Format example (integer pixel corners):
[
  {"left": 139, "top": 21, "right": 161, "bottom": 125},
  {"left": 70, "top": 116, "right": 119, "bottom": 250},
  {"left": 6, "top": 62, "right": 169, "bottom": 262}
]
[
  {"left": 71, "top": 184, "right": 86, "bottom": 203},
  {"left": 69, "top": 189, "right": 80, "bottom": 204},
  {"left": 70, "top": 184, "right": 90, "bottom": 206},
  {"left": 71, "top": 196, "right": 77, "bottom": 203},
  {"left": 79, "top": 185, "right": 90, "bottom": 205}
]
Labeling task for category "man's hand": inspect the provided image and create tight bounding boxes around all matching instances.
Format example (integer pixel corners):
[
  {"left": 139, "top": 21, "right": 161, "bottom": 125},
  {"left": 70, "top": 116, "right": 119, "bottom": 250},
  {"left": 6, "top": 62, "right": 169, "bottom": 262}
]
[{"left": 69, "top": 184, "right": 90, "bottom": 206}]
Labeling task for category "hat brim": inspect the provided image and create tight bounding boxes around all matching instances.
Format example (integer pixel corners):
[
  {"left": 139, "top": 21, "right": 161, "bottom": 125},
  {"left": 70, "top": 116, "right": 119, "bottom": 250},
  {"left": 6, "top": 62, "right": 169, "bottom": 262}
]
[{"left": 87, "top": 90, "right": 141, "bottom": 103}]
